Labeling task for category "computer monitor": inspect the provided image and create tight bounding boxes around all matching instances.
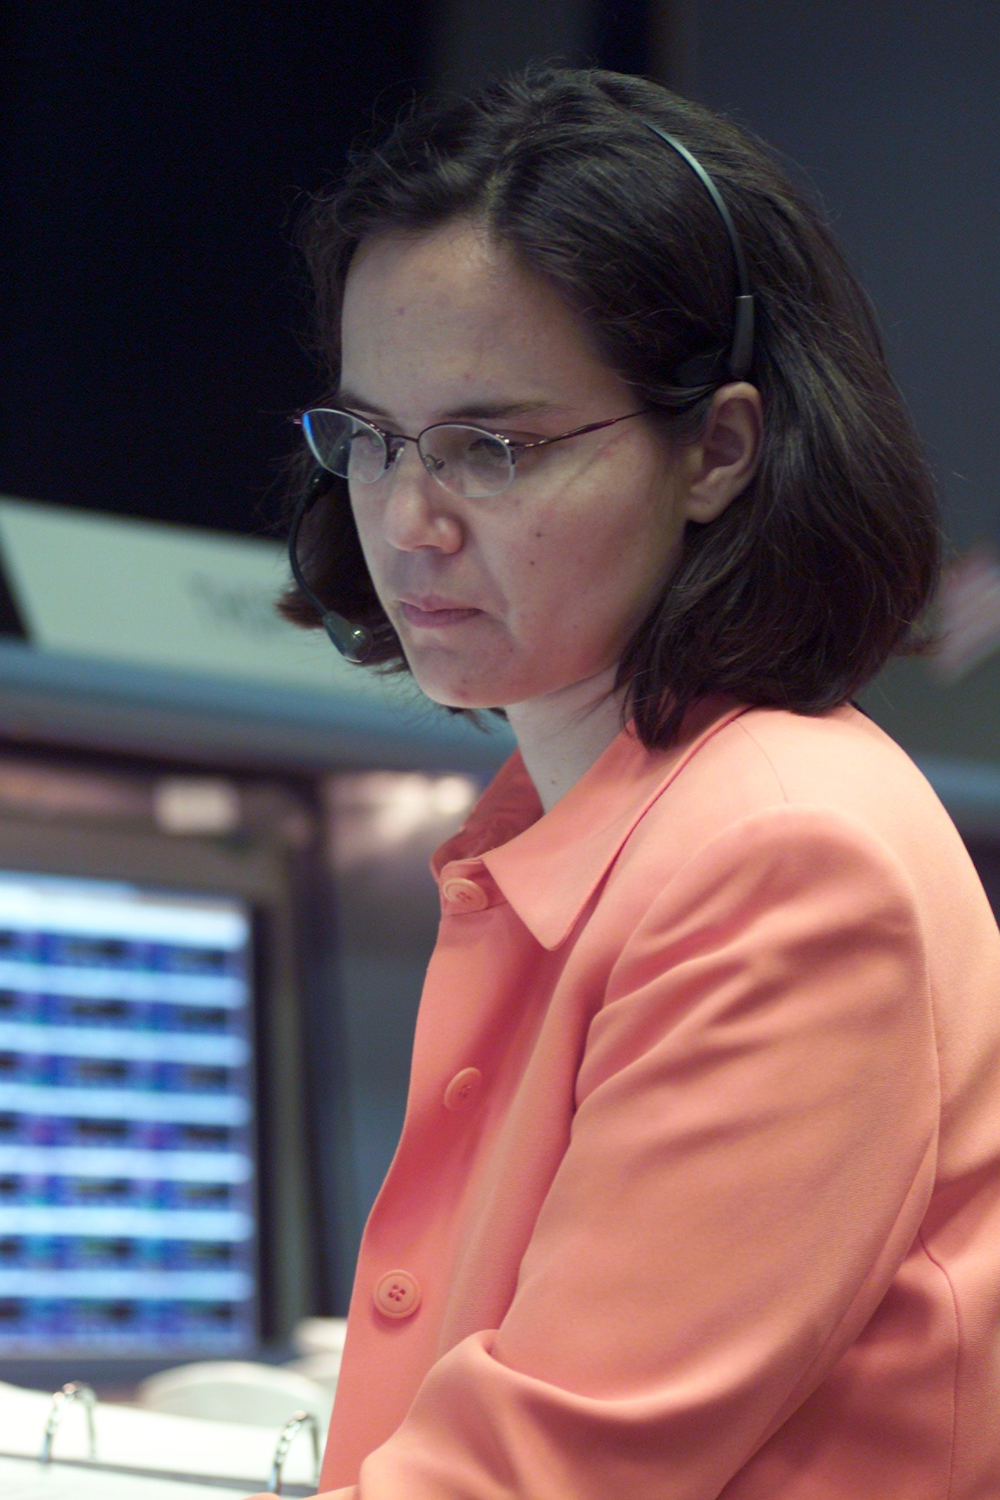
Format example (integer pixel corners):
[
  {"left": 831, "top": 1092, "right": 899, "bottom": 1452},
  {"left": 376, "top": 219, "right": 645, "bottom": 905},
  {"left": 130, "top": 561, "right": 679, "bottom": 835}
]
[{"left": 0, "top": 871, "right": 260, "bottom": 1363}]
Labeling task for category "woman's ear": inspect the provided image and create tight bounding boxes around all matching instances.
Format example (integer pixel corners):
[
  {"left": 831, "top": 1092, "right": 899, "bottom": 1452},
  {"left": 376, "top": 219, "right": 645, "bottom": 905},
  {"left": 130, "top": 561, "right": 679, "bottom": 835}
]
[{"left": 681, "top": 381, "right": 763, "bottom": 524}]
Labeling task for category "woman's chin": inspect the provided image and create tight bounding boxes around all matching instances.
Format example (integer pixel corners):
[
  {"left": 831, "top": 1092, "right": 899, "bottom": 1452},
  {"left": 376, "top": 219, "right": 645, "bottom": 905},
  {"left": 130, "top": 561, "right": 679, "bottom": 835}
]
[{"left": 412, "top": 676, "right": 502, "bottom": 712}]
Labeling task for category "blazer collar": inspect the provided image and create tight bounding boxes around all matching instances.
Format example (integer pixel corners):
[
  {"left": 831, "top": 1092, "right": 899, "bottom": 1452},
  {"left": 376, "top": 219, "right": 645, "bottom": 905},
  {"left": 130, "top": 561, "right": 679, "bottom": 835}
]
[{"left": 434, "top": 697, "right": 749, "bottom": 950}]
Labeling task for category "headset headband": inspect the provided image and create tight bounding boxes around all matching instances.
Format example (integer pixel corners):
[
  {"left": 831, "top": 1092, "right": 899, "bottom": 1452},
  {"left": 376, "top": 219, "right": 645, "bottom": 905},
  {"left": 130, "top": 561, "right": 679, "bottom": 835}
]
[{"left": 639, "top": 119, "right": 755, "bottom": 385}]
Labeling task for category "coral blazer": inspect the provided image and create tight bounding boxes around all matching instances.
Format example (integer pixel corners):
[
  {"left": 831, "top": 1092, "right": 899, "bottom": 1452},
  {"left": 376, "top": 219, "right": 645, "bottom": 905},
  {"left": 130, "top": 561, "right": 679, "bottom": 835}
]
[{"left": 284, "top": 701, "right": 1000, "bottom": 1497}]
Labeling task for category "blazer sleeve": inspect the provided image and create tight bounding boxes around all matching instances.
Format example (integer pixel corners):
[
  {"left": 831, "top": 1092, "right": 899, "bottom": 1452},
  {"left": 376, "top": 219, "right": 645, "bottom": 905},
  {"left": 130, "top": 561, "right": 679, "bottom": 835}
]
[{"left": 273, "top": 802, "right": 941, "bottom": 1500}]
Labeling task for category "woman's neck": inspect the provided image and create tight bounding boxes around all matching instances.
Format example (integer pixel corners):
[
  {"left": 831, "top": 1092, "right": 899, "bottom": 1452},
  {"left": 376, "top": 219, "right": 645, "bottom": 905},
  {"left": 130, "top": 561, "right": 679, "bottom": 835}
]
[{"left": 505, "top": 667, "right": 625, "bottom": 813}]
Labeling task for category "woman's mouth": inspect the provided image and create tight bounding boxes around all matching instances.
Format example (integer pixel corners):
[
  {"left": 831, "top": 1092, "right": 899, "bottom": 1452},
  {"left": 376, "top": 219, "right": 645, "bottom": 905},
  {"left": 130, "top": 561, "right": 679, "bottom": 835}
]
[{"left": 398, "top": 599, "right": 482, "bottom": 629}]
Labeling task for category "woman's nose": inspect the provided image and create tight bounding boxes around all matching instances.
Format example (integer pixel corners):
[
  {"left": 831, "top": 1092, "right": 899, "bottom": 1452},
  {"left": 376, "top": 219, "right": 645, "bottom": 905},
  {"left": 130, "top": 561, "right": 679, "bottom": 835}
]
[{"left": 381, "top": 444, "right": 463, "bottom": 554}]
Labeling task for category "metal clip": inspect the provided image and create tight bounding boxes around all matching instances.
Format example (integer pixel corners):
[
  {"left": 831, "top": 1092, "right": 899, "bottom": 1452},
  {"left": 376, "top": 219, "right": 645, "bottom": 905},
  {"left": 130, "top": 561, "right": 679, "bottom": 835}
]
[
  {"left": 39, "top": 1381, "right": 98, "bottom": 1464},
  {"left": 267, "top": 1408, "right": 320, "bottom": 1496}
]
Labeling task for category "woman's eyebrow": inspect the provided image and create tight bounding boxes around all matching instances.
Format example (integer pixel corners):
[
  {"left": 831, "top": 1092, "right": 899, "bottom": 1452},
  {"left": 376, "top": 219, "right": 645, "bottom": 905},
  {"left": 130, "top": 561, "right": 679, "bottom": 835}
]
[
  {"left": 450, "top": 400, "right": 563, "bottom": 424},
  {"left": 334, "top": 389, "right": 564, "bottom": 425},
  {"left": 334, "top": 388, "right": 390, "bottom": 418}
]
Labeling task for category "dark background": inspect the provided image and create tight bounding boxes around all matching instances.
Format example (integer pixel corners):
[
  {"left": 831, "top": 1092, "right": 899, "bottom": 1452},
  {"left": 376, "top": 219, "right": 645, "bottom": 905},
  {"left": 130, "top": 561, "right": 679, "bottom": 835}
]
[
  {"left": 1, "top": 2, "right": 997, "bottom": 550},
  {"left": 0, "top": 1, "right": 431, "bottom": 538}
]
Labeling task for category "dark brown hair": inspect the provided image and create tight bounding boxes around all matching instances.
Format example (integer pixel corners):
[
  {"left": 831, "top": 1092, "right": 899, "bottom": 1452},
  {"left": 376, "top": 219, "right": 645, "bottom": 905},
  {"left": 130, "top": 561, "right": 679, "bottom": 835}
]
[{"left": 282, "top": 66, "right": 940, "bottom": 747}]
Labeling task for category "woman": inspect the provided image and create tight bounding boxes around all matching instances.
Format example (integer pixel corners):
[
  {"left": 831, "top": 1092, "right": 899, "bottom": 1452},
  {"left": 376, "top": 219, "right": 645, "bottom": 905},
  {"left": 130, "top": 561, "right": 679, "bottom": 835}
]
[{"left": 272, "top": 68, "right": 1000, "bottom": 1498}]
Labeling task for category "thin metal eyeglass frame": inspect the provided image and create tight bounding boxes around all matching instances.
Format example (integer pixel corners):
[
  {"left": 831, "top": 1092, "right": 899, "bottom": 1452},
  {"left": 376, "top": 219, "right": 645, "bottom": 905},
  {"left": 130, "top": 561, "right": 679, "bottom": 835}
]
[{"left": 296, "top": 407, "right": 650, "bottom": 498}]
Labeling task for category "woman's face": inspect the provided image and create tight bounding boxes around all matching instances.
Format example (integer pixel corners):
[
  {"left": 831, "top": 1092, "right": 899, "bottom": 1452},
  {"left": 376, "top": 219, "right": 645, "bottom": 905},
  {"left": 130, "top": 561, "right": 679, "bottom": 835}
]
[{"left": 339, "top": 219, "right": 693, "bottom": 715}]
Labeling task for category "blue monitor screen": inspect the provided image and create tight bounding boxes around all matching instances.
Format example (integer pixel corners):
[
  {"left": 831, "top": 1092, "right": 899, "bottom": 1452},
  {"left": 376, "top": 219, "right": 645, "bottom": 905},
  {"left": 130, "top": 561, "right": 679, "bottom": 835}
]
[{"left": 0, "top": 872, "right": 258, "bottom": 1357}]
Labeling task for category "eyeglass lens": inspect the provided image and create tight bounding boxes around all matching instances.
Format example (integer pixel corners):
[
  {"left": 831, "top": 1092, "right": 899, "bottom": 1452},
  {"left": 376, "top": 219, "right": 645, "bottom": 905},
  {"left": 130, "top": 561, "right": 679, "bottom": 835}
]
[{"left": 302, "top": 410, "right": 514, "bottom": 498}]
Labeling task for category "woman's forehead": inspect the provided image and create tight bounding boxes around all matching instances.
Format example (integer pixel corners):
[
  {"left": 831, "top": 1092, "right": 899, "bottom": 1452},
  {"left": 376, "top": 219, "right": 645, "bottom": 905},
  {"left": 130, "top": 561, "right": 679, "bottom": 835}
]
[{"left": 340, "top": 220, "right": 626, "bottom": 416}]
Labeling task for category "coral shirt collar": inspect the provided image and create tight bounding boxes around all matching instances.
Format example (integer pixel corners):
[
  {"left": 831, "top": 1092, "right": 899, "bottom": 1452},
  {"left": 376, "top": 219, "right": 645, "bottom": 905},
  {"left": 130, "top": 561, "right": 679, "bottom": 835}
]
[{"left": 433, "top": 697, "right": 750, "bottom": 950}]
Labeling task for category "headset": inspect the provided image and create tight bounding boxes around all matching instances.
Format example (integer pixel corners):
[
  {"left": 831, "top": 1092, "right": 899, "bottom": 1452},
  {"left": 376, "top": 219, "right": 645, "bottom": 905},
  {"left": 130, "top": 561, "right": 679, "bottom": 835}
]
[
  {"left": 640, "top": 119, "right": 755, "bottom": 388},
  {"left": 287, "top": 469, "right": 374, "bottom": 663},
  {"left": 289, "top": 120, "right": 755, "bottom": 663}
]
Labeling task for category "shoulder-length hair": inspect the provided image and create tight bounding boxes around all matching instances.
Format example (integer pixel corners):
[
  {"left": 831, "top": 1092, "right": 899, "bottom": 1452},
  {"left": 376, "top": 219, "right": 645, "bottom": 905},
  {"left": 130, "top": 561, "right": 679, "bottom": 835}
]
[{"left": 281, "top": 66, "right": 940, "bottom": 748}]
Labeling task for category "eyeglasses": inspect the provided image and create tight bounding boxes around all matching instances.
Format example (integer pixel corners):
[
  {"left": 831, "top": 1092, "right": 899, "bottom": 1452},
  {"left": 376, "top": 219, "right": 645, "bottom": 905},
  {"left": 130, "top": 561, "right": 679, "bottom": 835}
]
[{"left": 298, "top": 406, "right": 649, "bottom": 500}]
